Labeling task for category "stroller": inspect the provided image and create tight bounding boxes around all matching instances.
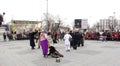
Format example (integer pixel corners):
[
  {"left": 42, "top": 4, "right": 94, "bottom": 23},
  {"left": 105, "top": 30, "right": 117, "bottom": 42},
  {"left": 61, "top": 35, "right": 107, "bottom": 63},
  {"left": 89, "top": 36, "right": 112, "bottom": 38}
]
[{"left": 48, "top": 46, "right": 64, "bottom": 58}]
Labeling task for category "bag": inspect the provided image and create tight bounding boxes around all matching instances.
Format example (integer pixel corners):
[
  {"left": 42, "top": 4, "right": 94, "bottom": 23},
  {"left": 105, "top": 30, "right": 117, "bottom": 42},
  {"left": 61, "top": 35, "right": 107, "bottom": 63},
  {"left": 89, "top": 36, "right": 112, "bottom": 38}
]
[
  {"left": 56, "top": 57, "right": 60, "bottom": 62},
  {"left": 69, "top": 37, "right": 72, "bottom": 41}
]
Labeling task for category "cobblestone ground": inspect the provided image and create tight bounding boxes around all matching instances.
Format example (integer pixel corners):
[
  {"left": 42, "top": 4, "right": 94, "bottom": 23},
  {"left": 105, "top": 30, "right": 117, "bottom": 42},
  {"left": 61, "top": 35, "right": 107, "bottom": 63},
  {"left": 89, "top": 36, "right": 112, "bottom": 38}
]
[{"left": 0, "top": 40, "right": 120, "bottom": 66}]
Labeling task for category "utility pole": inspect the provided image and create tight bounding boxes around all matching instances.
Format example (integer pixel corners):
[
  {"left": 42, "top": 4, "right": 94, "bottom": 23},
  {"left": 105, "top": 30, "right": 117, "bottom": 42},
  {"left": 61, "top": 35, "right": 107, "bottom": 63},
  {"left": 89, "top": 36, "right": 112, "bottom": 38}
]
[{"left": 46, "top": 0, "right": 49, "bottom": 31}]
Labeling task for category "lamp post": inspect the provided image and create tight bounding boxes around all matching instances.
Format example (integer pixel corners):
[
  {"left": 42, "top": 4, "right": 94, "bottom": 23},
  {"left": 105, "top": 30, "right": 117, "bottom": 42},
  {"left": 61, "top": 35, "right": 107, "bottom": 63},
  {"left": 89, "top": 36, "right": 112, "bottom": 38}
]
[
  {"left": 46, "top": 0, "right": 48, "bottom": 16},
  {"left": 46, "top": 0, "right": 49, "bottom": 31},
  {"left": 3, "top": 12, "right": 5, "bottom": 15}
]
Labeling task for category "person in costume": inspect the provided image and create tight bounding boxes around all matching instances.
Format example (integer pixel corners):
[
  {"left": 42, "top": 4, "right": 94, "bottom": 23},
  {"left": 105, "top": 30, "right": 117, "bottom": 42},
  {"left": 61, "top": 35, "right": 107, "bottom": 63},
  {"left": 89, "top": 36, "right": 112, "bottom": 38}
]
[{"left": 39, "top": 30, "right": 48, "bottom": 57}]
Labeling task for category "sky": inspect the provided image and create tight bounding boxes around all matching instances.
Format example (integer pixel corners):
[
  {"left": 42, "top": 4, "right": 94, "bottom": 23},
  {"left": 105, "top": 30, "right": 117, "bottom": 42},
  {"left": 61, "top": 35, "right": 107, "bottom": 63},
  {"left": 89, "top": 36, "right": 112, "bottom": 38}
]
[{"left": 1, "top": 0, "right": 120, "bottom": 27}]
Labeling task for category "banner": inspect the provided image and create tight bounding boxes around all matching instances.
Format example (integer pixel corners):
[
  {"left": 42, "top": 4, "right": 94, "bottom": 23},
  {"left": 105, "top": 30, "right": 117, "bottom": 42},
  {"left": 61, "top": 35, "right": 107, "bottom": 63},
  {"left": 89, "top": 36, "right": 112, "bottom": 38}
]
[{"left": 82, "top": 19, "right": 88, "bottom": 29}]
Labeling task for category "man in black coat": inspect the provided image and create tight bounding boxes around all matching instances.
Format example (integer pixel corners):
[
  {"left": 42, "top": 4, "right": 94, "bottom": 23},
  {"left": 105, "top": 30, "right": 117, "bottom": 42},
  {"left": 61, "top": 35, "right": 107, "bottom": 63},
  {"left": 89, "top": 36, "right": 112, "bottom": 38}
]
[
  {"left": 72, "top": 31, "right": 79, "bottom": 50},
  {"left": 29, "top": 29, "right": 38, "bottom": 49},
  {"left": 3, "top": 32, "right": 6, "bottom": 41}
]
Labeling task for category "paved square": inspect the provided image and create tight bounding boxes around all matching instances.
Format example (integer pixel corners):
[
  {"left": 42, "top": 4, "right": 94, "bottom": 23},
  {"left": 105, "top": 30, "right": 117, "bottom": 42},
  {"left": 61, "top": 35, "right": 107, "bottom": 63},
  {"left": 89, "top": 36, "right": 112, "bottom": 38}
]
[{"left": 0, "top": 40, "right": 120, "bottom": 66}]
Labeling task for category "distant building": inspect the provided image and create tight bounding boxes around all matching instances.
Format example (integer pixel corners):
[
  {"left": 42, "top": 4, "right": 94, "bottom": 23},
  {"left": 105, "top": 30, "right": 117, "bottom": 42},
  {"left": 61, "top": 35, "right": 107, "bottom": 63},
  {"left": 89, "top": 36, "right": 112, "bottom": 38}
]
[
  {"left": 11, "top": 20, "right": 42, "bottom": 34},
  {"left": 95, "top": 16, "right": 120, "bottom": 32}
]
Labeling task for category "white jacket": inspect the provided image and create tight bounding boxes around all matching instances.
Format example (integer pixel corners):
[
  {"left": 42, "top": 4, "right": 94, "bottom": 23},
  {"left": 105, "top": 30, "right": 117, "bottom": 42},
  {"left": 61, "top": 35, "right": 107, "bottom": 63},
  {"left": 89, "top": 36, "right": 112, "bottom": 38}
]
[{"left": 63, "top": 34, "right": 72, "bottom": 45}]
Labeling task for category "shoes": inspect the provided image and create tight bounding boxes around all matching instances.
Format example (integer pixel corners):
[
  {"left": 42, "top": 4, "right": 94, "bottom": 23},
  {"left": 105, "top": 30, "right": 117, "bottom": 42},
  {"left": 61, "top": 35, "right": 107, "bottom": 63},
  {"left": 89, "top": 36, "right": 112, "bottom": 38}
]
[
  {"left": 43, "top": 55, "right": 48, "bottom": 58},
  {"left": 31, "top": 47, "right": 35, "bottom": 50},
  {"left": 73, "top": 48, "right": 77, "bottom": 50},
  {"left": 60, "top": 55, "right": 64, "bottom": 57}
]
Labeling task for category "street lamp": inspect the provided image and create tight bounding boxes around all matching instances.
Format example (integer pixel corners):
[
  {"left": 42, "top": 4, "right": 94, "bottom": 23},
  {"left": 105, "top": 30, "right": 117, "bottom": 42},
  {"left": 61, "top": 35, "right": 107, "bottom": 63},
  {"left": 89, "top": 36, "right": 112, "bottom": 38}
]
[
  {"left": 3, "top": 12, "right": 5, "bottom": 15},
  {"left": 46, "top": 0, "right": 49, "bottom": 31},
  {"left": 46, "top": 0, "right": 48, "bottom": 16}
]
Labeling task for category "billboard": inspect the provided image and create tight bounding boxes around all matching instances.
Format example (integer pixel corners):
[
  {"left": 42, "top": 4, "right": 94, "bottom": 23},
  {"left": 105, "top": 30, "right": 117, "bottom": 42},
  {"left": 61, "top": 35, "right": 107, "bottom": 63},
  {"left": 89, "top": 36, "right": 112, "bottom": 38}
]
[
  {"left": 11, "top": 20, "right": 42, "bottom": 33},
  {"left": 75, "top": 19, "right": 81, "bottom": 28},
  {"left": 81, "top": 19, "right": 88, "bottom": 29},
  {"left": 74, "top": 19, "right": 88, "bottom": 29}
]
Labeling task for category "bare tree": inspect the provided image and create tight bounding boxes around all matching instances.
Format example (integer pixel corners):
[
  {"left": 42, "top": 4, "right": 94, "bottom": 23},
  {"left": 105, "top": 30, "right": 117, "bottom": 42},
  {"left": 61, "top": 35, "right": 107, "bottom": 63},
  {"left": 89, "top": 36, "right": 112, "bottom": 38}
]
[
  {"left": 50, "top": 16, "right": 63, "bottom": 34},
  {"left": 42, "top": 13, "right": 63, "bottom": 33},
  {"left": 43, "top": 13, "right": 55, "bottom": 31}
]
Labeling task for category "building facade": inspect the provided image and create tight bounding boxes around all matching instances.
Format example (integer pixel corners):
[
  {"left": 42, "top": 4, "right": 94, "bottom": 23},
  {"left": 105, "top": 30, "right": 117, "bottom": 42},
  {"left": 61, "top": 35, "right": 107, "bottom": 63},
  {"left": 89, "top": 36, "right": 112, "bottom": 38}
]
[{"left": 95, "top": 16, "right": 120, "bottom": 32}]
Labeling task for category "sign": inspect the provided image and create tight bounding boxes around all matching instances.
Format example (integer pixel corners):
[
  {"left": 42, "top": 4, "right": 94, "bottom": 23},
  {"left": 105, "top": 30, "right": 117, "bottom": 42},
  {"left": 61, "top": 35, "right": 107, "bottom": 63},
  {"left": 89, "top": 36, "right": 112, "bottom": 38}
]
[
  {"left": 81, "top": 19, "right": 88, "bottom": 29},
  {"left": 75, "top": 19, "right": 81, "bottom": 28},
  {"left": 74, "top": 19, "right": 88, "bottom": 29},
  {"left": 11, "top": 20, "right": 42, "bottom": 34}
]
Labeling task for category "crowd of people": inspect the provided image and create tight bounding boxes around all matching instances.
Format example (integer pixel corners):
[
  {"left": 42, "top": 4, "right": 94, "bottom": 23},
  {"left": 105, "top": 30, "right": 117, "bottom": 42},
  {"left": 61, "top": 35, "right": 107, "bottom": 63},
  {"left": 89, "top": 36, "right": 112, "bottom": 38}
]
[
  {"left": 2, "top": 31, "right": 29, "bottom": 41},
  {"left": 28, "top": 28, "right": 85, "bottom": 58},
  {"left": 3, "top": 32, "right": 14, "bottom": 41},
  {"left": 3, "top": 27, "right": 120, "bottom": 61},
  {"left": 29, "top": 29, "right": 64, "bottom": 58},
  {"left": 6, "top": 28, "right": 120, "bottom": 60},
  {"left": 2, "top": 27, "right": 86, "bottom": 59},
  {"left": 85, "top": 31, "right": 120, "bottom": 41}
]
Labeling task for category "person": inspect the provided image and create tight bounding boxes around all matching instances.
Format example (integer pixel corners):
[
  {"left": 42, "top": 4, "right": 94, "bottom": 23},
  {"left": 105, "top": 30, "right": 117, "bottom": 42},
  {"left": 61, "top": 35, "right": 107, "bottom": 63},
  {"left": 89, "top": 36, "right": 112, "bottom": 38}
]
[
  {"left": 80, "top": 32, "right": 85, "bottom": 47},
  {"left": 72, "top": 28, "right": 79, "bottom": 50},
  {"left": 47, "top": 32, "right": 53, "bottom": 47},
  {"left": 96, "top": 32, "right": 100, "bottom": 40},
  {"left": 29, "top": 29, "right": 38, "bottom": 49},
  {"left": 48, "top": 46, "right": 64, "bottom": 58},
  {"left": 6, "top": 32, "right": 10, "bottom": 41},
  {"left": 69, "top": 31, "right": 73, "bottom": 48},
  {"left": 102, "top": 32, "right": 107, "bottom": 42},
  {"left": 63, "top": 31, "right": 72, "bottom": 52},
  {"left": 3, "top": 32, "right": 6, "bottom": 41},
  {"left": 39, "top": 30, "right": 48, "bottom": 57},
  {"left": 7, "top": 32, "right": 12, "bottom": 41},
  {"left": 52, "top": 32, "right": 58, "bottom": 44},
  {"left": 77, "top": 32, "right": 82, "bottom": 47},
  {"left": 34, "top": 30, "right": 41, "bottom": 49}
]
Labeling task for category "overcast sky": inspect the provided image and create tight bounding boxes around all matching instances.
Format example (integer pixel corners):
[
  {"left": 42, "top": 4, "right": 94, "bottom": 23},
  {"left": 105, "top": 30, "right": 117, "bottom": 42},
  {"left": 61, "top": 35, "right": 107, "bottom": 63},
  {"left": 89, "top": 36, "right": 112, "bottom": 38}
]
[{"left": 0, "top": 0, "right": 120, "bottom": 27}]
